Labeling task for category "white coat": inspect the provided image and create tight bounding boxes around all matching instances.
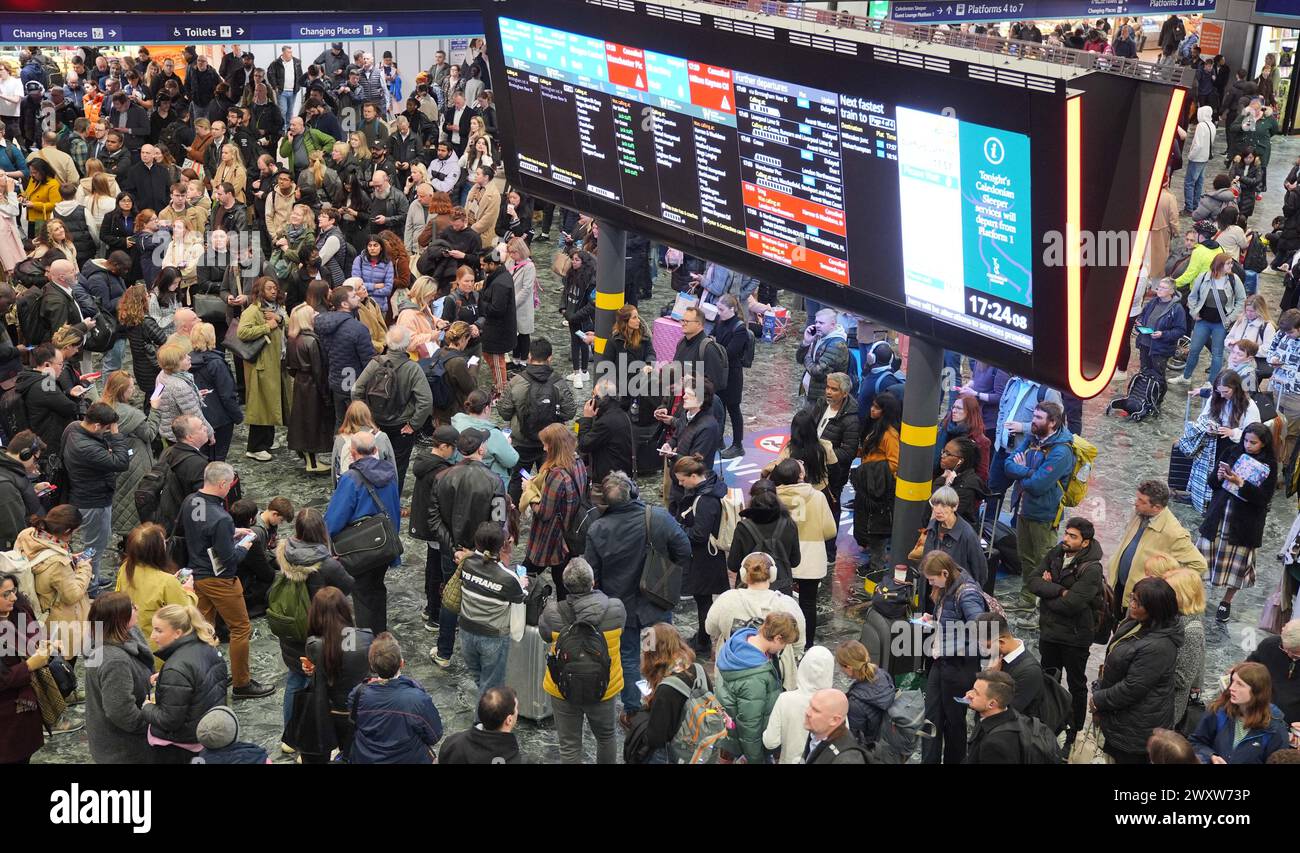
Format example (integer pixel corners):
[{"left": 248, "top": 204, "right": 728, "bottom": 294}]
[{"left": 762, "top": 646, "right": 834, "bottom": 764}]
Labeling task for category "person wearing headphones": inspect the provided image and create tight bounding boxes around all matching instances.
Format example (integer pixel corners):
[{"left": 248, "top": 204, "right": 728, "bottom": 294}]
[
  {"left": 0, "top": 431, "right": 48, "bottom": 547},
  {"left": 703, "top": 551, "right": 806, "bottom": 690}
]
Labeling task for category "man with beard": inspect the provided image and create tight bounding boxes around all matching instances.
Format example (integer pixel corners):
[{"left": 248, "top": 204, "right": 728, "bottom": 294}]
[{"left": 1002, "top": 399, "right": 1076, "bottom": 611}]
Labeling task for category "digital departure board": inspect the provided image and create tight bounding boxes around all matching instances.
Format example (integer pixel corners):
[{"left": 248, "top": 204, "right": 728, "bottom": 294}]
[
  {"left": 498, "top": 14, "right": 1034, "bottom": 349},
  {"left": 487, "top": 0, "right": 1188, "bottom": 397}
]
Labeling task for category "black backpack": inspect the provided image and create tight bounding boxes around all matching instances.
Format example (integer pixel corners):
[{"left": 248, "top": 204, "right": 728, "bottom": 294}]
[
  {"left": 425, "top": 349, "right": 455, "bottom": 410},
  {"left": 738, "top": 327, "right": 756, "bottom": 369},
  {"left": 363, "top": 354, "right": 408, "bottom": 426},
  {"left": 0, "top": 386, "right": 30, "bottom": 442},
  {"left": 545, "top": 602, "right": 611, "bottom": 705},
  {"left": 1104, "top": 368, "right": 1165, "bottom": 422},
  {"left": 702, "top": 336, "right": 729, "bottom": 391},
  {"left": 1012, "top": 713, "right": 1067, "bottom": 764},
  {"left": 737, "top": 516, "right": 794, "bottom": 593},
  {"left": 15, "top": 286, "right": 48, "bottom": 344},
  {"left": 1037, "top": 668, "right": 1073, "bottom": 735},
  {"left": 134, "top": 455, "right": 176, "bottom": 530},
  {"left": 522, "top": 372, "right": 565, "bottom": 438},
  {"left": 559, "top": 467, "right": 595, "bottom": 556}
]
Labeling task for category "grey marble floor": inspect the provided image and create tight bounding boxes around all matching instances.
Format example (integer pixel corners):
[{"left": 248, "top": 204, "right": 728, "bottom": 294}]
[{"left": 34, "top": 131, "right": 1300, "bottom": 765}]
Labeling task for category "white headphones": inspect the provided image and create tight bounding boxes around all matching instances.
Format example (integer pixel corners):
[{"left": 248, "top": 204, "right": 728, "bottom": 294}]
[{"left": 740, "top": 551, "right": 777, "bottom": 587}]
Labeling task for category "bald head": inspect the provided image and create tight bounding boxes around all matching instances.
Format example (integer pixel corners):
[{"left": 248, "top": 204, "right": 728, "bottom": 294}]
[
  {"left": 174, "top": 308, "right": 198, "bottom": 336},
  {"left": 804, "top": 688, "right": 849, "bottom": 739},
  {"left": 47, "top": 259, "right": 77, "bottom": 287}
]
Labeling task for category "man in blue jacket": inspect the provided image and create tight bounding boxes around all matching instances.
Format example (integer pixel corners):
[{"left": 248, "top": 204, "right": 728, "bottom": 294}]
[
  {"left": 1003, "top": 399, "right": 1075, "bottom": 611},
  {"left": 325, "top": 431, "right": 401, "bottom": 634},
  {"left": 584, "top": 471, "right": 691, "bottom": 724},
  {"left": 348, "top": 633, "right": 444, "bottom": 764},
  {"left": 989, "top": 375, "right": 1062, "bottom": 496},
  {"left": 315, "top": 284, "right": 375, "bottom": 430}
]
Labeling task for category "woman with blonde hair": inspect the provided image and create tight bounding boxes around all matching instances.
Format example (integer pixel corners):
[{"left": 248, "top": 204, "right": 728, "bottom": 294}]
[
  {"left": 0, "top": 174, "right": 24, "bottom": 276},
  {"left": 140, "top": 602, "right": 227, "bottom": 763},
  {"left": 154, "top": 341, "right": 214, "bottom": 445},
  {"left": 1165, "top": 567, "right": 1208, "bottom": 730},
  {"left": 21, "top": 505, "right": 92, "bottom": 659},
  {"left": 525, "top": 422, "right": 588, "bottom": 598},
  {"left": 101, "top": 370, "right": 161, "bottom": 533},
  {"left": 211, "top": 143, "right": 247, "bottom": 204},
  {"left": 1142, "top": 551, "right": 1180, "bottom": 578},
  {"left": 395, "top": 275, "right": 441, "bottom": 360},
  {"left": 238, "top": 276, "right": 288, "bottom": 462},
  {"left": 507, "top": 236, "right": 535, "bottom": 365},
  {"left": 286, "top": 302, "right": 333, "bottom": 473},
  {"left": 118, "top": 283, "right": 168, "bottom": 400},
  {"left": 81, "top": 171, "right": 118, "bottom": 250},
  {"left": 76, "top": 158, "right": 120, "bottom": 201},
  {"left": 835, "top": 639, "right": 896, "bottom": 744},
  {"left": 404, "top": 161, "right": 428, "bottom": 201},
  {"left": 431, "top": 320, "right": 477, "bottom": 424},
  {"left": 188, "top": 322, "right": 242, "bottom": 461},
  {"left": 296, "top": 148, "right": 341, "bottom": 204},
  {"left": 331, "top": 400, "right": 396, "bottom": 483},
  {"left": 30, "top": 218, "right": 77, "bottom": 263},
  {"left": 159, "top": 218, "right": 203, "bottom": 288}
]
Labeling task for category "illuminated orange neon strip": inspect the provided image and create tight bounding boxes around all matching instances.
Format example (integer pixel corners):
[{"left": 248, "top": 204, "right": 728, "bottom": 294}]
[{"left": 1066, "top": 87, "right": 1186, "bottom": 398}]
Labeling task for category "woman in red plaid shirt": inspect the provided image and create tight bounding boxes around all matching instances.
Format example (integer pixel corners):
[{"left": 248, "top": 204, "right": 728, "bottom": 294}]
[{"left": 526, "top": 423, "right": 588, "bottom": 600}]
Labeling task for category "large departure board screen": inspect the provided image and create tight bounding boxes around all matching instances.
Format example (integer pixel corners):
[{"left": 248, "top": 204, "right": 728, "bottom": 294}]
[{"left": 496, "top": 11, "right": 1038, "bottom": 350}]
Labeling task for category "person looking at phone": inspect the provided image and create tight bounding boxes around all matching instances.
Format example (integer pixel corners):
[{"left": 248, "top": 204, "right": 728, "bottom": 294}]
[
  {"left": 1135, "top": 277, "right": 1187, "bottom": 395},
  {"left": 180, "top": 461, "right": 274, "bottom": 701},
  {"left": 13, "top": 344, "right": 82, "bottom": 468},
  {"left": 0, "top": 432, "right": 47, "bottom": 543},
  {"left": 60, "top": 402, "right": 132, "bottom": 596}
]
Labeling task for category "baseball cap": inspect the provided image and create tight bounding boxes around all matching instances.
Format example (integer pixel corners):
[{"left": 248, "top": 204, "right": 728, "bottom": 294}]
[
  {"left": 432, "top": 424, "right": 460, "bottom": 448},
  {"left": 457, "top": 427, "right": 488, "bottom": 456}
]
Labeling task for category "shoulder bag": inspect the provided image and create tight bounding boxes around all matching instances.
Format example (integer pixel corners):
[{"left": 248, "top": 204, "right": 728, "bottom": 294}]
[
  {"left": 332, "top": 472, "right": 404, "bottom": 576},
  {"left": 223, "top": 314, "right": 268, "bottom": 362}
]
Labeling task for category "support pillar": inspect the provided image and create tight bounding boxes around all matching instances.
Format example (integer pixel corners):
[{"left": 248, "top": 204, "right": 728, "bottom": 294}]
[
  {"left": 890, "top": 335, "right": 942, "bottom": 567},
  {"left": 592, "top": 220, "right": 626, "bottom": 359}
]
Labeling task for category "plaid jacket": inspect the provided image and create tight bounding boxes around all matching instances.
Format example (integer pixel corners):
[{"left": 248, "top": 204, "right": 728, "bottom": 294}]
[{"left": 526, "top": 459, "right": 587, "bottom": 568}]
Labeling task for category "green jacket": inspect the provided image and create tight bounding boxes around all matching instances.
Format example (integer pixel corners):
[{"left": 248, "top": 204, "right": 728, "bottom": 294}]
[
  {"left": 278, "top": 128, "right": 336, "bottom": 173},
  {"left": 714, "top": 629, "right": 784, "bottom": 763},
  {"left": 1174, "top": 241, "right": 1226, "bottom": 291}
]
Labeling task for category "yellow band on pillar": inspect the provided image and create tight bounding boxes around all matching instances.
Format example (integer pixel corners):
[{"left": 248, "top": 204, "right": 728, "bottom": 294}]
[
  {"left": 594, "top": 291, "right": 624, "bottom": 311},
  {"left": 593, "top": 336, "right": 608, "bottom": 354},
  {"left": 895, "top": 477, "right": 933, "bottom": 502},
  {"left": 900, "top": 422, "right": 938, "bottom": 448}
]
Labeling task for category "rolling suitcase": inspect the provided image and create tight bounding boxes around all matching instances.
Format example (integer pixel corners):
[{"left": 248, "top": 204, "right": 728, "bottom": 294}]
[
  {"left": 505, "top": 624, "right": 553, "bottom": 721},
  {"left": 1167, "top": 395, "right": 1196, "bottom": 493}
]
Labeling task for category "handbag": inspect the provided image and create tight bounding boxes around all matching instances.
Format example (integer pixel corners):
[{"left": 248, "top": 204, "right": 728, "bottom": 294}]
[
  {"left": 331, "top": 473, "right": 403, "bottom": 576},
  {"left": 907, "top": 527, "right": 929, "bottom": 562},
  {"left": 442, "top": 561, "right": 465, "bottom": 614},
  {"left": 47, "top": 651, "right": 77, "bottom": 698},
  {"left": 82, "top": 294, "right": 120, "bottom": 353},
  {"left": 1067, "top": 720, "right": 1114, "bottom": 764},
  {"left": 30, "top": 666, "right": 67, "bottom": 731},
  {"left": 551, "top": 248, "right": 571, "bottom": 279},
  {"left": 222, "top": 319, "right": 267, "bottom": 362},
  {"left": 193, "top": 293, "right": 228, "bottom": 325},
  {"left": 1253, "top": 390, "right": 1279, "bottom": 423}
]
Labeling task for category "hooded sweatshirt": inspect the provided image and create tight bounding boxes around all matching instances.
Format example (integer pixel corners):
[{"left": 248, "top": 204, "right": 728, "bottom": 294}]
[
  {"left": 762, "top": 646, "right": 834, "bottom": 764},
  {"left": 846, "top": 668, "right": 896, "bottom": 744},
  {"left": 704, "top": 586, "right": 805, "bottom": 689},
  {"left": 451, "top": 411, "right": 518, "bottom": 486},
  {"left": 275, "top": 537, "right": 355, "bottom": 671},
  {"left": 1187, "top": 105, "right": 1214, "bottom": 164},
  {"left": 715, "top": 626, "right": 784, "bottom": 764},
  {"left": 775, "top": 482, "right": 837, "bottom": 580}
]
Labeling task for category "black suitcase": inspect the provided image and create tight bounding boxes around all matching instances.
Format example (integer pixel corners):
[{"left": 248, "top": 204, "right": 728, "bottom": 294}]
[
  {"left": 1167, "top": 445, "right": 1194, "bottom": 493},
  {"left": 634, "top": 421, "right": 665, "bottom": 476}
]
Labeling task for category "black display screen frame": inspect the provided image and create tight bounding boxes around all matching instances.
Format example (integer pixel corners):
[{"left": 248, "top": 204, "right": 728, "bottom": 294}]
[{"left": 485, "top": 0, "right": 1074, "bottom": 383}]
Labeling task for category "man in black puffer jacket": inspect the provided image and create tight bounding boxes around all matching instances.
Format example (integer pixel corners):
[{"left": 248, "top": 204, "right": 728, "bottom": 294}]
[
  {"left": 60, "top": 402, "right": 131, "bottom": 594},
  {"left": 1027, "top": 517, "right": 1105, "bottom": 746}
]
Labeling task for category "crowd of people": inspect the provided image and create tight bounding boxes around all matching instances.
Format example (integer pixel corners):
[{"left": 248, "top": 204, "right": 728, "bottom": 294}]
[{"left": 0, "top": 19, "right": 1298, "bottom": 766}]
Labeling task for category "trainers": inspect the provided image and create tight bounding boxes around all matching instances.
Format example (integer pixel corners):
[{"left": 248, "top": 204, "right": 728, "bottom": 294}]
[
  {"left": 50, "top": 716, "right": 84, "bottom": 736},
  {"left": 1166, "top": 374, "right": 1189, "bottom": 385},
  {"left": 1216, "top": 600, "right": 1231, "bottom": 623},
  {"left": 430, "top": 650, "right": 452, "bottom": 669},
  {"left": 535, "top": 232, "right": 551, "bottom": 242},
  {"left": 281, "top": 741, "right": 296, "bottom": 755},
  {"left": 1111, "top": 369, "right": 1127, "bottom": 383},
  {"left": 720, "top": 444, "right": 745, "bottom": 459},
  {"left": 245, "top": 450, "right": 273, "bottom": 462},
  {"left": 232, "top": 679, "right": 276, "bottom": 700},
  {"left": 423, "top": 613, "right": 439, "bottom": 632}
]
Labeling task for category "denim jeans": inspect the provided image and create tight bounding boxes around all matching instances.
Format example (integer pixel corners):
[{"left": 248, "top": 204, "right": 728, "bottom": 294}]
[
  {"left": 278, "top": 91, "right": 296, "bottom": 131},
  {"left": 618, "top": 608, "right": 671, "bottom": 712},
  {"left": 1183, "top": 319, "right": 1227, "bottom": 382},
  {"left": 102, "top": 338, "right": 127, "bottom": 373},
  {"left": 461, "top": 630, "right": 510, "bottom": 702},
  {"left": 1184, "top": 159, "right": 1207, "bottom": 213},
  {"left": 79, "top": 505, "right": 113, "bottom": 596},
  {"left": 282, "top": 669, "right": 311, "bottom": 730},
  {"left": 551, "top": 695, "right": 618, "bottom": 764},
  {"left": 435, "top": 555, "right": 460, "bottom": 659}
]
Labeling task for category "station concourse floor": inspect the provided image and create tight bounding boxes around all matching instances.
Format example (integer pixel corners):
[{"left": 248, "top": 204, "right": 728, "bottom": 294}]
[{"left": 35, "top": 132, "right": 1300, "bottom": 764}]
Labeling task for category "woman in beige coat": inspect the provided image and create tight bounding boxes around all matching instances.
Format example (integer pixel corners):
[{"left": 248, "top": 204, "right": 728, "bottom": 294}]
[
  {"left": 24, "top": 505, "right": 93, "bottom": 663},
  {"left": 769, "top": 457, "right": 837, "bottom": 645}
]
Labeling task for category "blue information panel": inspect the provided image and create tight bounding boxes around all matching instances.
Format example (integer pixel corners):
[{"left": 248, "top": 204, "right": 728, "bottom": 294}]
[
  {"left": 1, "top": 11, "right": 482, "bottom": 44},
  {"left": 891, "top": 0, "right": 1217, "bottom": 25},
  {"left": 1255, "top": 0, "right": 1300, "bottom": 18}
]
